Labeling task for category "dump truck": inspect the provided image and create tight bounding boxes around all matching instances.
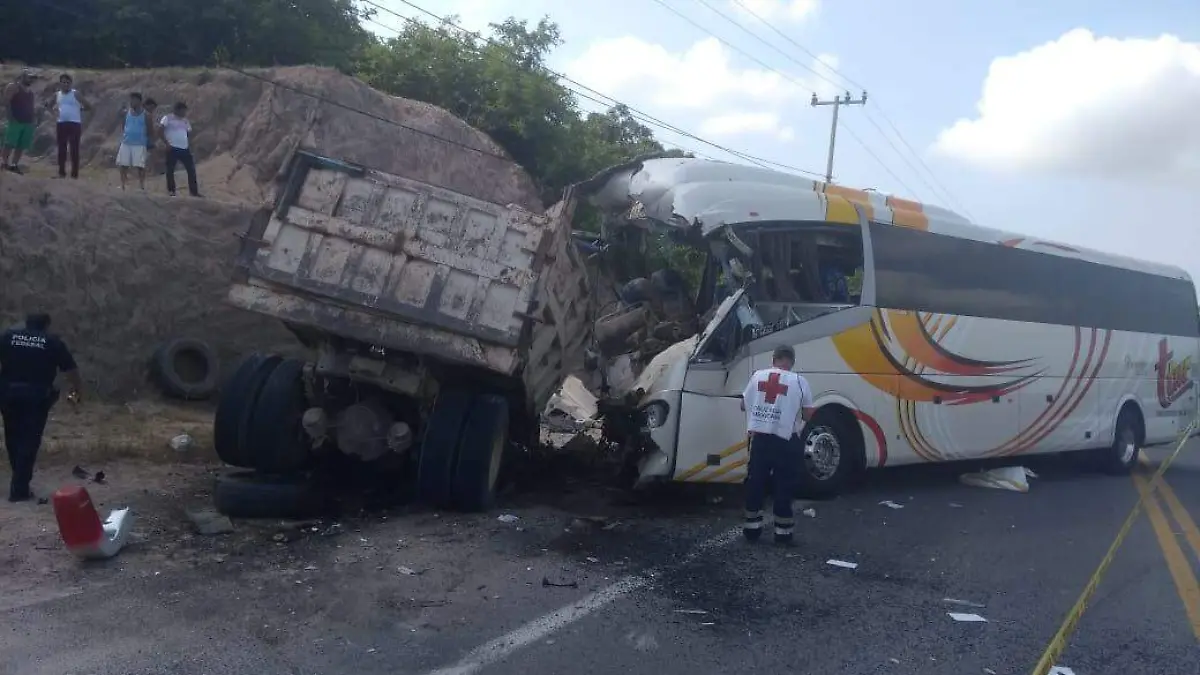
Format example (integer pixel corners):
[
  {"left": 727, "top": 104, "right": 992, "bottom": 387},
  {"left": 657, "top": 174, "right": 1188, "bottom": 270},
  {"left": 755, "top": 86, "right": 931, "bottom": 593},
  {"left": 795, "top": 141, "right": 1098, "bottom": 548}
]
[{"left": 215, "top": 149, "right": 600, "bottom": 512}]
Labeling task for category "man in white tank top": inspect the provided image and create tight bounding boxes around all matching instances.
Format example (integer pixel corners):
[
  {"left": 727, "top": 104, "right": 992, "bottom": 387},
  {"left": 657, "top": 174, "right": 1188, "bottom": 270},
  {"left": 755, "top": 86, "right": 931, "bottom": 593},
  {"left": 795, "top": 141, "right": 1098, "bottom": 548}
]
[
  {"left": 51, "top": 73, "right": 90, "bottom": 179},
  {"left": 740, "top": 344, "right": 814, "bottom": 545}
]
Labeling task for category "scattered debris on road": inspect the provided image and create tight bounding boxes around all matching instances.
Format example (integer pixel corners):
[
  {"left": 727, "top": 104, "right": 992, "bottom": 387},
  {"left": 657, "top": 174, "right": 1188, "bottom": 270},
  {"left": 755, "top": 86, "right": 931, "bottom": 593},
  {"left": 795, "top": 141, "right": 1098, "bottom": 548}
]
[
  {"left": 169, "top": 433, "right": 194, "bottom": 452},
  {"left": 497, "top": 514, "right": 520, "bottom": 523},
  {"left": 826, "top": 559, "right": 858, "bottom": 570},
  {"left": 959, "top": 466, "right": 1035, "bottom": 492},
  {"left": 1049, "top": 667, "right": 1076, "bottom": 675},
  {"left": 802, "top": 508, "right": 817, "bottom": 518},
  {"left": 542, "top": 577, "right": 579, "bottom": 588},
  {"left": 942, "top": 597, "right": 986, "bottom": 609},
  {"left": 674, "top": 609, "right": 708, "bottom": 615},
  {"left": 53, "top": 484, "right": 135, "bottom": 560},
  {"left": 70, "top": 465, "right": 106, "bottom": 484},
  {"left": 946, "top": 612, "right": 988, "bottom": 623},
  {"left": 879, "top": 500, "right": 905, "bottom": 510},
  {"left": 186, "top": 508, "right": 235, "bottom": 535}
]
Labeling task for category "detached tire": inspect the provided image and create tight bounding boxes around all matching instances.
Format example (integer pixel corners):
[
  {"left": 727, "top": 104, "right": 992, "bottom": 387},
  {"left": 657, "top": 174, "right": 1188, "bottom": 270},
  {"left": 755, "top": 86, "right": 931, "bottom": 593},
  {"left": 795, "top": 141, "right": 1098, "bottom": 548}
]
[
  {"left": 245, "top": 359, "right": 311, "bottom": 474},
  {"left": 417, "top": 390, "right": 473, "bottom": 509},
  {"left": 1097, "top": 406, "right": 1141, "bottom": 475},
  {"left": 451, "top": 394, "right": 510, "bottom": 512},
  {"left": 152, "top": 338, "right": 220, "bottom": 400},
  {"left": 213, "top": 354, "right": 281, "bottom": 468},
  {"left": 795, "top": 412, "right": 860, "bottom": 500},
  {"left": 214, "top": 471, "right": 324, "bottom": 519}
]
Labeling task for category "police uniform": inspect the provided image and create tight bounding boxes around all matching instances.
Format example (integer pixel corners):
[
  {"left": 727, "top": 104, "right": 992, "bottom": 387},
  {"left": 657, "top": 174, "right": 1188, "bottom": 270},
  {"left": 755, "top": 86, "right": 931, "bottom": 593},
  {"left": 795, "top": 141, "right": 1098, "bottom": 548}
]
[
  {"left": 0, "top": 321, "right": 78, "bottom": 501},
  {"left": 741, "top": 362, "right": 812, "bottom": 544}
]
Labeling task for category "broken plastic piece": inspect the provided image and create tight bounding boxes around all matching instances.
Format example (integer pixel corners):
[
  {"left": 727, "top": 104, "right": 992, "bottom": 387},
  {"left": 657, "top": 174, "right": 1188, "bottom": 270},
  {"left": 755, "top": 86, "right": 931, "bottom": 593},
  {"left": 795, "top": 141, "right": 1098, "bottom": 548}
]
[
  {"left": 1049, "top": 668, "right": 1075, "bottom": 675},
  {"left": 947, "top": 612, "right": 988, "bottom": 622},
  {"left": 826, "top": 559, "right": 858, "bottom": 570},
  {"left": 802, "top": 508, "right": 816, "bottom": 518},
  {"left": 879, "top": 500, "right": 904, "bottom": 510},
  {"left": 52, "top": 484, "right": 134, "bottom": 560},
  {"left": 959, "top": 466, "right": 1032, "bottom": 492},
  {"left": 497, "top": 514, "right": 520, "bottom": 523}
]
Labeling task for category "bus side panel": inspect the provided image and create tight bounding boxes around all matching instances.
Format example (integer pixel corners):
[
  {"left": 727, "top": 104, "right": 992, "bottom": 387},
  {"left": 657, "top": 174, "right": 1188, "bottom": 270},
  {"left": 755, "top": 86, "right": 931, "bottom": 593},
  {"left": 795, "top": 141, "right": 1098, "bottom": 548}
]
[{"left": 825, "top": 310, "right": 1196, "bottom": 463}]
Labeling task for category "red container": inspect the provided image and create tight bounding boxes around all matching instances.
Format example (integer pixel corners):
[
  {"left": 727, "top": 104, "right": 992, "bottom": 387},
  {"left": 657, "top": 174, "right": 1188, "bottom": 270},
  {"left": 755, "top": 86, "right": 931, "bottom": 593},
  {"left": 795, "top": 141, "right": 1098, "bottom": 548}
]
[{"left": 52, "top": 485, "right": 104, "bottom": 550}]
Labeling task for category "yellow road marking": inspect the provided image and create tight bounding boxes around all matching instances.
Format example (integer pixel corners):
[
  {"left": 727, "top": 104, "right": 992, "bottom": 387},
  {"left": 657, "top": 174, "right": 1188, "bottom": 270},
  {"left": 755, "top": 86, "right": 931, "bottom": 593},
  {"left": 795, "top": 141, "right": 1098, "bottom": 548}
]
[
  {"left": 1141, "top": 455, "right": 1200, "bottom": 564},
  {"left": 1133, "top": 470, "right": 1200, "bottom": 639}
]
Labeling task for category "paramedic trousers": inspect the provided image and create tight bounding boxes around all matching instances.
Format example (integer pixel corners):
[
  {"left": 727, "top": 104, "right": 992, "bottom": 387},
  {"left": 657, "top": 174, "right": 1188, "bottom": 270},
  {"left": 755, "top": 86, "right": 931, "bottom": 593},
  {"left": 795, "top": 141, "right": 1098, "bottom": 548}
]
[
  {"left": 744, "top": 431, "right": 798, "bottom": 543},
  {"left": 0, "top": 384, "right": 56, "bottom": 501}
]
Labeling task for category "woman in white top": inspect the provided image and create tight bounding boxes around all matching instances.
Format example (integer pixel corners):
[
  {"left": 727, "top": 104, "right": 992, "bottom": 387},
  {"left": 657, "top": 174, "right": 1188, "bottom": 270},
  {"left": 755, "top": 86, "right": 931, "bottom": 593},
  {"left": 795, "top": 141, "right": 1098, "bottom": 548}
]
[{"left": 51, "top": 73, "right": 91, "bottom": 179}]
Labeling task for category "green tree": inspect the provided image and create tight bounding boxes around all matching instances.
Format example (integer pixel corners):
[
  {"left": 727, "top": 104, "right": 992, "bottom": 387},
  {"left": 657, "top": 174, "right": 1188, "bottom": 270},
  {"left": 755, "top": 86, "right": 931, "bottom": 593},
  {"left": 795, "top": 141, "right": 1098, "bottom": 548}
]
[
  {"left": 355, "top": 17, "right": 683, "bottom": 202},
  {"left": 0, "top": 0, "right": 372, "bottom": 70}
]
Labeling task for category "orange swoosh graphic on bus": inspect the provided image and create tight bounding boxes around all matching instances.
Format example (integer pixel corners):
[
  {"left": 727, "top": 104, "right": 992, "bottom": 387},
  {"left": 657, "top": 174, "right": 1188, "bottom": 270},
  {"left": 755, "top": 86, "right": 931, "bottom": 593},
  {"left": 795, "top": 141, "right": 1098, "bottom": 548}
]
[
  {"left": 833, "top": 310, "right": 1042, "bottom": 405},
  {"left": 888, "top": 310, "right": 1034, "bottom": 377}
]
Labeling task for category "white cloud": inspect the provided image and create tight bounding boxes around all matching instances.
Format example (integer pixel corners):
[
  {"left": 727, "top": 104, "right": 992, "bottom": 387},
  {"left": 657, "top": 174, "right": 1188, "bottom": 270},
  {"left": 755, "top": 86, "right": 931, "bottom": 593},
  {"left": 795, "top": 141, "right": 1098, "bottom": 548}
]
[
  {"left": 733, "top": 0, "right": 819, "bottom": 23},
  {"left": 933, "top": 29, "right": 1200, "bottom": 179},
  {"left": 564, "top": 35, "right": 838, "bottom": 141},
  {"left": 701, "top": 112, "right": 795, "bottom": 140}
]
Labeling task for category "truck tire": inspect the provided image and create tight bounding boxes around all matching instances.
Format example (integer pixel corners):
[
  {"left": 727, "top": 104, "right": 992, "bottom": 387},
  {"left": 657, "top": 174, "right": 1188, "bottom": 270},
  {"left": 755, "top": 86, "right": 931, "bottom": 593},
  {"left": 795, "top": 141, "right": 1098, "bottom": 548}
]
[
  {"left": 213, "top": 354, "right": 281, "bottom": 468},
  {"left": 213, "top": 471, "right": 325, "bottom": 519},
  {"left": 451, "top": 394, "right": 511, "bottom": 512},
  {"left": 416, "top": 389, "right": 473, "bottom": 509},
  {"left": 245, "top": 359, "right": 311, "bottom": 474},
  {"left": 151, "top": 338, "right": 220, "bottom": 400}
]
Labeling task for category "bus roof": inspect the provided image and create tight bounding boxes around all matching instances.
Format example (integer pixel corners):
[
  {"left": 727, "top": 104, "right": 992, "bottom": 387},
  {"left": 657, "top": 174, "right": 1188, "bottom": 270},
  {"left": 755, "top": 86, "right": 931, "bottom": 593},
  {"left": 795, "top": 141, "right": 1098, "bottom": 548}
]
[{"left": 581, "top": 156, "right": 1191, "bottom": 283}]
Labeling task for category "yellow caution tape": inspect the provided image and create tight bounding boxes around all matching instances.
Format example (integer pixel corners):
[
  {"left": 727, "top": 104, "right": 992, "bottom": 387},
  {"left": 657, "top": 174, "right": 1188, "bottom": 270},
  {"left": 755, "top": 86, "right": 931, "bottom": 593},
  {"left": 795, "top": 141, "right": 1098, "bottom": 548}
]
[{"left": 1029, "top": 416, "right": 1200, "bottom": 675}]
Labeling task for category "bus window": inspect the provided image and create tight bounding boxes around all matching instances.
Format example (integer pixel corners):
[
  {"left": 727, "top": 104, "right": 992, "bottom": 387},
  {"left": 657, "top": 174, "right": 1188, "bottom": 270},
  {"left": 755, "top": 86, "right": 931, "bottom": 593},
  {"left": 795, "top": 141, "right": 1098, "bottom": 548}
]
[{"left": 732, "top": 222, "right": 864, "bottom": 336}]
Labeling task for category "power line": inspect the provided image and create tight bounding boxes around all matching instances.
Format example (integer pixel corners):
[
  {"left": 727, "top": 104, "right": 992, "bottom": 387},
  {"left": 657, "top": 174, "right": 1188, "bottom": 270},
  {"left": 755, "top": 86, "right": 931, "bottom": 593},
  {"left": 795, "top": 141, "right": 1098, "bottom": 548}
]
[
  {"left": 360, "top": 12, "right": 721, "bottom": 162},
  {"left": 725, "top": 0, "right": 976, "bottom": 218},
  {"left": 375, "top": 0, "right": 827, "bottom": 178},
  {"left": 648, "top": 0, "right": 919, "bottom": 193}
]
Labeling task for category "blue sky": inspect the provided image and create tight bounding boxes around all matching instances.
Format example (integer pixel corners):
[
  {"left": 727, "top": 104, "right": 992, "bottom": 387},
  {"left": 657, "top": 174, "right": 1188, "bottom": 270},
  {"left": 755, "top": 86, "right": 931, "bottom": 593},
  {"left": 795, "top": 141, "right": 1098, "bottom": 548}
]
[{"left": 371, "top": 0, "right": 1200, "bottom": 280}]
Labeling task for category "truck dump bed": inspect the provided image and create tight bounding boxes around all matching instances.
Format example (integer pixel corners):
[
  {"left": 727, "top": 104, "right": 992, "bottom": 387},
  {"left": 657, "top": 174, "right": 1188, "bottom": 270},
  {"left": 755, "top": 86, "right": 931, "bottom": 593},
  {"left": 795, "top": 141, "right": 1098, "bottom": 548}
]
[{"left": 228, "top": 150, "right": 592, "bottom": 410}]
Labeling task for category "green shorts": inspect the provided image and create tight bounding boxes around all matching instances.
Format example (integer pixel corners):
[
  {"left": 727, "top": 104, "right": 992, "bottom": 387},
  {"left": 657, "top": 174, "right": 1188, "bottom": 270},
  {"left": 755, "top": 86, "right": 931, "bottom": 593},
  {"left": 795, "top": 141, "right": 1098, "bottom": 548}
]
[{"left": 4, "top": 121, "right": 35, "bottom": 151}]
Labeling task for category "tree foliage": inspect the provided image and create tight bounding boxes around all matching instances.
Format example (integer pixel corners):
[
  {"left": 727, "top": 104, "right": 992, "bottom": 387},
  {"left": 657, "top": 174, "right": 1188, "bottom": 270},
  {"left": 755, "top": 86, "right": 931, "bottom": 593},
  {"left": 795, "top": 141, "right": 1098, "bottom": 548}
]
[
  {"left": 0, "top": 0, "right": 373, "bottom": 71},
  {"left": 355, "top": 17, "right": 684, "bottom": 202}
]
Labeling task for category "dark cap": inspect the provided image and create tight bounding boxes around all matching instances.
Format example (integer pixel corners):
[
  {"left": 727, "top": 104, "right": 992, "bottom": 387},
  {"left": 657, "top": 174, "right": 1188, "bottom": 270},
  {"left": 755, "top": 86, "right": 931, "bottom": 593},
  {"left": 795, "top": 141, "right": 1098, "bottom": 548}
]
[{"left": 772, "top": 344, "right": 795, "bottom": 362}]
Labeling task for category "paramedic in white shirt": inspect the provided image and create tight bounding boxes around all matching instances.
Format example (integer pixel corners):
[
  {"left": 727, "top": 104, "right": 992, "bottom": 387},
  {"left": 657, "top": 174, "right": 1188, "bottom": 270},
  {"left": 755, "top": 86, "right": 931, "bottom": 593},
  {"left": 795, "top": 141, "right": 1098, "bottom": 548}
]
[{"left": 740, "top": 344, "right": 814, "bottom": 545}]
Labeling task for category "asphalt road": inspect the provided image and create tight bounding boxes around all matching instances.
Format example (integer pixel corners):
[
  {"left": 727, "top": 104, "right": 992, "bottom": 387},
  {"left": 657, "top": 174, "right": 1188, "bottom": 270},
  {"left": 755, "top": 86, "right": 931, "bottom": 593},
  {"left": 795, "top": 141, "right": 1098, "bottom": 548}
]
[{"left": 4, "top": 440, "right": 1200, "bottom": 675}]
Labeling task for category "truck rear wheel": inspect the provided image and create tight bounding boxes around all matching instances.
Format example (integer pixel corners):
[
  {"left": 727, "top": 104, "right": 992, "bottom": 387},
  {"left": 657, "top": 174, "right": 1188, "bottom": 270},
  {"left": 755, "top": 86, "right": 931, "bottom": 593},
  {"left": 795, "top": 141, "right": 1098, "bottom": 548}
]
[
  {"left": 451, "top": 394, "right": 510, "bottom": 512},
  {"left": 246, "top": 359, "right": 311, "bottom": 474},
  {"left": 213, "top": 354, "right": 281, "bottom": 468},
  {"left": 417, "top": 390, "right": 473, "bottom": 509}
]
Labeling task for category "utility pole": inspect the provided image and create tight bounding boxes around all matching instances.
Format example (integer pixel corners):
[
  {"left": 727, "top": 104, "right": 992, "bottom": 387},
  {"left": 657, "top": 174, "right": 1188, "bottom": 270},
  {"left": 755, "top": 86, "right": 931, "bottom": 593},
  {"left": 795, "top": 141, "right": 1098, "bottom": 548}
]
[{"left": 810, "top": 90, "right": 868, "bottom": 183}]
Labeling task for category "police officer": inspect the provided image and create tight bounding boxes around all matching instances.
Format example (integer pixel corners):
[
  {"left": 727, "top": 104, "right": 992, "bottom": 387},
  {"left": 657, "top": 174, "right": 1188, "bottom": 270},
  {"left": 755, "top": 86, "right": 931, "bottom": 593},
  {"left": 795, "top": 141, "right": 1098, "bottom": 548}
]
[
  {"left": 740, "top": 345, "right": 813, "bottom": 545},
  {"left": 0, "top": 313, "right": 82, "bottom": 502}
]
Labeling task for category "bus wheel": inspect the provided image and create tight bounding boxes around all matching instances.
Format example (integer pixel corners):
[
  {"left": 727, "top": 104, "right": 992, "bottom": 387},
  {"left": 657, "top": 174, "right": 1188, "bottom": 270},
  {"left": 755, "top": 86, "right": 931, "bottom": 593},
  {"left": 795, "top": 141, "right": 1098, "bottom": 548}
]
[
  {"left": 1096, "top": 406, "right": 1141, "bottom": 475},
  {"left": 796, "top": 412, "right": 860, "bottom": 499}
]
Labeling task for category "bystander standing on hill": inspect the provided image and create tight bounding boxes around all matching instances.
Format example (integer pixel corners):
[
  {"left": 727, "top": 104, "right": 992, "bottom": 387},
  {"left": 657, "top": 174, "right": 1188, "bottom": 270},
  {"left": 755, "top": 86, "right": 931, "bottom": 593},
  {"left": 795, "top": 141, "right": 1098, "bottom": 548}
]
[
  {"left": 48, "top": 72, "right": 91, "bottom": 179},
  {"left": 159, "top": 101, "right": 200, "bottom": 197},
  {"left": 1, "top": 69, "right": 39, "bottom": 174},
  {"left": 117, "top": 92, "right": 149, "bottom": 190}
]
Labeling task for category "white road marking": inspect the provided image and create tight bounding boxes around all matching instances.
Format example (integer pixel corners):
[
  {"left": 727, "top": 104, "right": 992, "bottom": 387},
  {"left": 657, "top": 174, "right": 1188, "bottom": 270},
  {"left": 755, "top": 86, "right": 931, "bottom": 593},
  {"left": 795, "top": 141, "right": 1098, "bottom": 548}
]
[{"left": 423, "top": 527, "right": 742, "bottom": 675}]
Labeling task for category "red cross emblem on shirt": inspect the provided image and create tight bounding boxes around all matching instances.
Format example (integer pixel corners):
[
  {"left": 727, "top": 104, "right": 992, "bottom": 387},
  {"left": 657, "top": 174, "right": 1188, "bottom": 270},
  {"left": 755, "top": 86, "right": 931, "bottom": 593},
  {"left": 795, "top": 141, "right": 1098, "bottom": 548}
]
[{"left": 758, "top": 372, "right": 789, "bottom": 404}]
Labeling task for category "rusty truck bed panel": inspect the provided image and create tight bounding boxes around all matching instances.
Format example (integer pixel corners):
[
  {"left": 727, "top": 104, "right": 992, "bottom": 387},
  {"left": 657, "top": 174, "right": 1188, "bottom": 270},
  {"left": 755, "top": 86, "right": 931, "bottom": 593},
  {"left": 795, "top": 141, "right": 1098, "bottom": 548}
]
[{"left": 229, "top": 150, "right": 591, "bottom": 409}]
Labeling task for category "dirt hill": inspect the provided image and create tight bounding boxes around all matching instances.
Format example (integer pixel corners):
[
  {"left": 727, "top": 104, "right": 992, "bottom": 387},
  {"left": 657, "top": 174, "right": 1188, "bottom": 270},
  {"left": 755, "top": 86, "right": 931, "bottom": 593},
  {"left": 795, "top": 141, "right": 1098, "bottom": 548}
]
[{"left": 0, "top": 65, "right": 543, "bottom": 400}]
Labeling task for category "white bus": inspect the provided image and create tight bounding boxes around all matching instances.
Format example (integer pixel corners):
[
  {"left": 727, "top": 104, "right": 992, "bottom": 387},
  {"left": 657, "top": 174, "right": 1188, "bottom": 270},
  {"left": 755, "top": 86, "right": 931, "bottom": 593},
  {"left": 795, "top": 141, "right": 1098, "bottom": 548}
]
[{"left": 585, "top": 158, "right": 1200, "bottom": 498}]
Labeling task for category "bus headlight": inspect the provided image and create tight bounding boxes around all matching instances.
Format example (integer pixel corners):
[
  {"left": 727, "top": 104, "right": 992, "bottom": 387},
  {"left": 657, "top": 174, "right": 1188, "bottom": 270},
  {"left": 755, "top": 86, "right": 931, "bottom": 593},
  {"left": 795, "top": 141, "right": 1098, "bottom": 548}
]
[{"left": 641, "top": 401, "right": 670, "bottom": 429}]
